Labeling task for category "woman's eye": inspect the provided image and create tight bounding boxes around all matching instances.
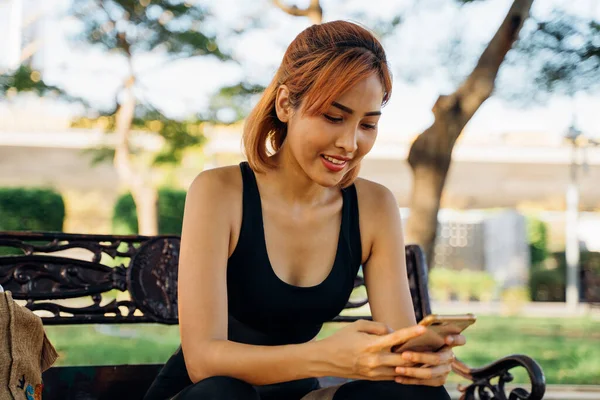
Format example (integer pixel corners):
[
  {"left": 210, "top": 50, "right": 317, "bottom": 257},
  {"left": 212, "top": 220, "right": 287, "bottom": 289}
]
[
  {"left": 324, "top": 115, "right": 343, "bottom": 123},
  {"left": 362, "top": 124, "right": 377, "bottom": 130}
]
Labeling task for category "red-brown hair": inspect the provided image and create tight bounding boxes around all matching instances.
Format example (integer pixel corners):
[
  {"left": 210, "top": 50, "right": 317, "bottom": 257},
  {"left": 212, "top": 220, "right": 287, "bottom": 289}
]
[{"left": 243, "top": 20, "right": 392, "bottom": 187}]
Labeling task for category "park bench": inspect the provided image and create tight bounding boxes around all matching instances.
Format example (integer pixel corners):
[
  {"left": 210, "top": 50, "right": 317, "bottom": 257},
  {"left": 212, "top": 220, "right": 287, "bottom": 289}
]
[{"left": 0, "top": 231, "right": 546, "bottom": 400}]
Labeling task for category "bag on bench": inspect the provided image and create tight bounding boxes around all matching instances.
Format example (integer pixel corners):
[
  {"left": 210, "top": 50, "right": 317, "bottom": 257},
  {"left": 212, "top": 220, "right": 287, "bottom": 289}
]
[{"left": 0, "top": 288, "right": 58, "bottom": 400}]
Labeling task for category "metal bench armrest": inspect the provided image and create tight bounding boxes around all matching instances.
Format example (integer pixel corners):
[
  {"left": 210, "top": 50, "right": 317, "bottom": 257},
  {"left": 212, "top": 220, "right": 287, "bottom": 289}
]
[{"left": 451, "top": 355, "right": 546, "bottom": 400}]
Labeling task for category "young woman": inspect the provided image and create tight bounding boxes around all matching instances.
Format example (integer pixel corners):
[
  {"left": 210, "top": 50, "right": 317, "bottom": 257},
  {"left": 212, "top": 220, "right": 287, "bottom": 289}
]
[{"left": 145, "top": 20, "right": 465, "bottom": 400}]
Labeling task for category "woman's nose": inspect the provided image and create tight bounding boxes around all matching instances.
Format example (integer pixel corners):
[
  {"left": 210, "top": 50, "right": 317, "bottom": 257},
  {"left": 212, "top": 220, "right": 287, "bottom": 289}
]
[{"left": 335, "top": 127, "right": 358, "bottom": 153}]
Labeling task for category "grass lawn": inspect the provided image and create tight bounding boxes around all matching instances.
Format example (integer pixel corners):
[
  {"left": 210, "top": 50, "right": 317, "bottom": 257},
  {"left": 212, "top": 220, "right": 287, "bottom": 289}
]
[{"left": 45, "top": 315, "right": 600, "bottom": 385}]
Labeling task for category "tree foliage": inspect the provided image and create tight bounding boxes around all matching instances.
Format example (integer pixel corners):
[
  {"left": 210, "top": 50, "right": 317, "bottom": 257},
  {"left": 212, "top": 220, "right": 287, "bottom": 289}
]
[
  {"left": 70, "top": 0, "right": 227, "bottom": 60},
  {"left": 433, "top": 3, "right": 599, "bottom": 102},
  {"left": 518, "top": 10, "right": 600, "bottom": 97},
  {"left": 73, "top": 104, "right": 207, "bottom": 166},
  {"left": 0, "top": 65, "right": 82, "bottom": 104},
  {"left": 66, "top": 0, "right": 232, "bottom": 161}
]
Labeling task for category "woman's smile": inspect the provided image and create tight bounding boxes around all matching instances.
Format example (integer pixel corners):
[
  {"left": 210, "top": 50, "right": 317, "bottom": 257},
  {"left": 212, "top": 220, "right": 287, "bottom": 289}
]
[{"left": 321, "top": 154, "right": 350, "bottom": 172}]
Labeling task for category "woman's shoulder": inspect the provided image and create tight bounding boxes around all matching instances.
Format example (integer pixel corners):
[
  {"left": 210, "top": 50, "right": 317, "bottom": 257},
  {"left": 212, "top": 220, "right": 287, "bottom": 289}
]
[
  {"left": 187, "top": 164, "right": 243, "bottom": 206},
  {"left": 353, "top": 177, "right": 398, "bottom": 213}
]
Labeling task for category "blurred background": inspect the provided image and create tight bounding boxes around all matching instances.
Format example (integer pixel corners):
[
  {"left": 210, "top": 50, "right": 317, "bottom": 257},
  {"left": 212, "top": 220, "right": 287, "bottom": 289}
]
[{"left": 1, "top": 0, "right": 599, "bottom": 394}]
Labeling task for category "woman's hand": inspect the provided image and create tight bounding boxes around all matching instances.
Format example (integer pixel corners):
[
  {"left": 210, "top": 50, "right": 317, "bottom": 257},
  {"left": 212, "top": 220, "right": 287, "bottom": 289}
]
[
  {"left": 319, "top": 320, "right": 427, "bottom": 381},
  {"left": 394, "top": 334, "right": 467, "bottom": 387}
]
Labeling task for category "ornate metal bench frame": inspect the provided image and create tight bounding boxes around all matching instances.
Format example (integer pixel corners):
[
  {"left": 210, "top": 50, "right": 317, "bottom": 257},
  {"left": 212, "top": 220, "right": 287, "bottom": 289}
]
[{"left": 0, "top": 231, "right": 546, "bottom": 400}]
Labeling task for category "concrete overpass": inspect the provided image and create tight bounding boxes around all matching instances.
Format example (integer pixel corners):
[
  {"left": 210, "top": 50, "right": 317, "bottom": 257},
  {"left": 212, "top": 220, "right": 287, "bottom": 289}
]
[{"left": 1, "top": 129, "right": 600, "bottom": 233}]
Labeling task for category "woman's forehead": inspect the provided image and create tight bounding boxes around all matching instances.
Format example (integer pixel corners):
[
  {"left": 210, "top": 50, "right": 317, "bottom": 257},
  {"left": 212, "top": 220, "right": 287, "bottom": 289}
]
[{"left": 332, "top": 75, "right": 385, "bottom": 112}]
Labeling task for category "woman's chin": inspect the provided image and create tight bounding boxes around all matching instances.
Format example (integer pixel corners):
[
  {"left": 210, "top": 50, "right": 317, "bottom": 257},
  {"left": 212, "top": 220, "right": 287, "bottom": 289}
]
[
  {"left": 301, "top": 160, "right": 347, "bottom": 187},
  {"left": 311, "top": 170, "right": 346, "bottom": 188}
]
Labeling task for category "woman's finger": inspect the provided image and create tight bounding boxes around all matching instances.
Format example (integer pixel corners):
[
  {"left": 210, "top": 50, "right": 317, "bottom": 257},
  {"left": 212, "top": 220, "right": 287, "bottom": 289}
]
[
  {"left": 445, "top": 334, "right": 466, "bottom": 347},
  {"left": 376, "top": 325, "right": 426, "bottom": 350},
  {"left": 401, "top": 349, "right": 455, "bottom": 366},
  {"left": 377, "top": 353, "right": 418, "bottom": 368},
  {"left": 361, "top": 366, "right": 402, "bottom": 381},
  {"left": 395, "top": 363, "right": 452, "bottom": 380}
]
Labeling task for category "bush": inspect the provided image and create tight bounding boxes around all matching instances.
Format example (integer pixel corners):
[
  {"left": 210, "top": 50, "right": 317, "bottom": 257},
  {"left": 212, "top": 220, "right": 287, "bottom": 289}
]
[
  {"left": 526, "top": 216, "right": 548, "bottom": 266},
  {"left": 0, "top": 187, "right": 65, "bottom": 256},
  {"left": 530, "top": 255, "right": 565, "bottom": 302},
  {"left": 530, "top": 251, "right": 600, "bottom": 302},
  {"left": 429, "top": 268, "right": 497, "bottom": 302},
  {"left": 112, "top": 193, "right": 138, "bottom": 235},
  {"left": 0, "top": 187, "right": 65, "bottom": 231},
  {"left": 500, "top": 286, "right": 531, "bottom": 315},
  {"left": 526, "top": 216, "right": 556, "bottom": 302},
  {"left": 468, "top": 270, "right": 497, "bottom": 302},
  {"left": 582, "top": 252, "right": 600, "bottom": 303},
  {"left": 157, "top": 189, "right": 187, "bottom": 235},
  {"left": 112, "top": 188, "right": 186, "bottom": 235},
  {"left": 428, "top": 268, "right": 455, "bottom": 301}
]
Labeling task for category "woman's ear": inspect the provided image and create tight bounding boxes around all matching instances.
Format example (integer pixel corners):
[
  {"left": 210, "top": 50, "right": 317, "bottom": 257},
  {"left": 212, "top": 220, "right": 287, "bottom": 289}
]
[{"left": 275, "top": 85, "right": 292, "bottom": 123}]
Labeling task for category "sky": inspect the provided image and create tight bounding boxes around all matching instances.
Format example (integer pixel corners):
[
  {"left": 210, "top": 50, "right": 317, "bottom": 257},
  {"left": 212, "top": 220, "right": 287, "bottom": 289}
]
[{"left": 2, "top": 0, "right": 599, "bottom": 142}]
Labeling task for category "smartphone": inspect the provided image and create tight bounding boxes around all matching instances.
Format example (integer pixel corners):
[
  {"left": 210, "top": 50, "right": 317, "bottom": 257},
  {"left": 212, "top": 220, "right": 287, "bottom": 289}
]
[{"left": 392, "top": 313, "right": 476, "bottom": 353}]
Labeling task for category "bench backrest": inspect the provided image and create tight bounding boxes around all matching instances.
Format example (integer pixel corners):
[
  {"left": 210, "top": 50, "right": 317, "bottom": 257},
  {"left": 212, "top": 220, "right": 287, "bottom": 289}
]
[
  {"left": 0, "top": 231, "right": 432, "bottom": 325},
  {"left": 1, "top": 231, "right": 431, "bottom": 399}
]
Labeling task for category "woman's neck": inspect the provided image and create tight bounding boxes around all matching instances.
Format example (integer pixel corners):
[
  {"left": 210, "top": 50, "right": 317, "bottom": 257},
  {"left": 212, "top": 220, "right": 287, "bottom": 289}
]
[{"left": 265, "top": 145, "right": 335, "bottom": 207}]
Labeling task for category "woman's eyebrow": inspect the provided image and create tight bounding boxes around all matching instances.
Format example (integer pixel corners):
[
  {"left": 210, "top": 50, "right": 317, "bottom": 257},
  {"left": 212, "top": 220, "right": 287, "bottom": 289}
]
[{"left": 332, "top": 101, "right": 381, "bottom": 116}]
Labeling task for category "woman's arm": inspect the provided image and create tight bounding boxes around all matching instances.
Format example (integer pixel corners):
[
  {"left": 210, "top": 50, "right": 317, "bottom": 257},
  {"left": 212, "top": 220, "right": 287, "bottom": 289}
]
[
  {"left": 178, "top": 169, "right": 327, "bottom": 385},
  {"left": 357, "top": 181, "right": 465, "bottom": 386},
  {"left": 358, "top": 181, "right": 417, "bottom": 331}
]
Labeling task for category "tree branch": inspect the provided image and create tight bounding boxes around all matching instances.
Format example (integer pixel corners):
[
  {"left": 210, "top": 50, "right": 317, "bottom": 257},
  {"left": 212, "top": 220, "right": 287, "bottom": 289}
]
[
  {"left": 272, "top": 0, "right": 323, "bottom": 24},
  {"left": 20, "top": 39, "right": 43, "bottom": 64},
  {"left": 272, "top": 0, "right": 308, "bottom": 17},
  {"left": 96, "top": 0, "right": 132, "bottom": 55},
  {"left": 452, "top": 0, "right": 535, "bottom": 123}
]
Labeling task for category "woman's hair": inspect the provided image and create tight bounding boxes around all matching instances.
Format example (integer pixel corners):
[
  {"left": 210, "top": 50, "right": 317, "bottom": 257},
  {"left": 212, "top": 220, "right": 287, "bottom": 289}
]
[{"left": 243, "top": 20, "right": 392, "bottom": 187}]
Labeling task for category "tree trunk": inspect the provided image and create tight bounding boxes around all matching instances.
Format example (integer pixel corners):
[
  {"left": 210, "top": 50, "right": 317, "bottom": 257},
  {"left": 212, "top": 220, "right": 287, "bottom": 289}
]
[
  {"left": 131, "top": 186, "right": 159, "bottom": 236},
  {"left": 272, "top": 0, "right": 323, "bottom": 24},
  {"left": 113, "top": 74, "right": 159, "bottom": 236},
  {"left": 404, "top": 0, "right": 535, "bottom": 268}
]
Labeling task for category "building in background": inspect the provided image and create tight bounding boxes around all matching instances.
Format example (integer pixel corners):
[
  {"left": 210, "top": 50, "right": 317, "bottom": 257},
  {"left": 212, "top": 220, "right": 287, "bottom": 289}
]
[{"left": 430, "top": 209, "right": 530, "bottom": 288}]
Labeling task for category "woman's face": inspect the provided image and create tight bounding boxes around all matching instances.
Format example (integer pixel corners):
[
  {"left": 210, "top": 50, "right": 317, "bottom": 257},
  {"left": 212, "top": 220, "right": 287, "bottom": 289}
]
[{"left": 280, "top": 73, "right": 384, "bottom": 188}]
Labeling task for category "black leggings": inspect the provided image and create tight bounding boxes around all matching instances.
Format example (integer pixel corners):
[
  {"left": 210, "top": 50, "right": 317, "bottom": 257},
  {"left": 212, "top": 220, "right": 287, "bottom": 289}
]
[{"left": 171, "top": 376, "right": 451, "bottom": 400}]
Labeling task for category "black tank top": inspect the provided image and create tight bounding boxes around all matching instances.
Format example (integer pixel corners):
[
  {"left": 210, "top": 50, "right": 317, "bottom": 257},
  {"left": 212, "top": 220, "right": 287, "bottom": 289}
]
[
  {"left": 144, "top": 162, "right": 363, "bottom": 399},
  {"left": 226, "top": 162, "right": 363, "bottom": 346}
]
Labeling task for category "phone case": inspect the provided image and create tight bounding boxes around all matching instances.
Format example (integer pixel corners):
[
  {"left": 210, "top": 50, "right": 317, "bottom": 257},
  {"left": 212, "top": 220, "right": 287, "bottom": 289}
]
[{"left": 392, "top": 314, "right": 476, "bottom": 353}]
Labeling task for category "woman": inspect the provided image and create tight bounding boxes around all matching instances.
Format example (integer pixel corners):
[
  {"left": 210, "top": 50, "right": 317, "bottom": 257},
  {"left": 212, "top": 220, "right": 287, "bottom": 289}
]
[{"left": 145, "top": 20, "right": 465, "bottom": 400}]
